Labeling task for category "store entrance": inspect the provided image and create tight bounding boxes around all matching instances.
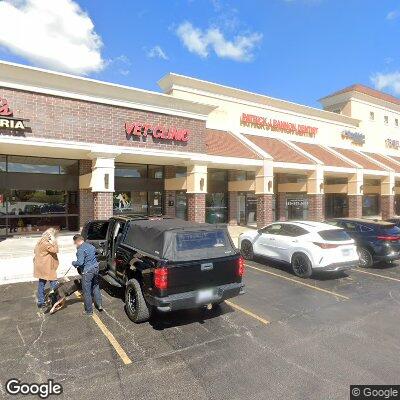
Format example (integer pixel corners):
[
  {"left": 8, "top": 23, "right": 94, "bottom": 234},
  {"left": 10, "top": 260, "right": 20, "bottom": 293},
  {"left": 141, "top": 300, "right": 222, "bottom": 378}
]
[
  {"left": 175, "top": 191, "right": 187, "bottom": 220},
  {"left": 286, "top": 194, "right": 309, "bottom": 220},
  {"left": 237, "top": 192, "right": 257, "bottom": 227},
  {"left": 325, "top": 194, "right": 348, "bottom": 218}
]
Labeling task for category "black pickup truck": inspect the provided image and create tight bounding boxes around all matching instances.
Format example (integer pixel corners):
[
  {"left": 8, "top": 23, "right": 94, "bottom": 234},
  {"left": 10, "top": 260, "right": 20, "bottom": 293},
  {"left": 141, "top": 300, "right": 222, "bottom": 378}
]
[{"left": 82, "top": 216, "right": 245, "bottom": 322}]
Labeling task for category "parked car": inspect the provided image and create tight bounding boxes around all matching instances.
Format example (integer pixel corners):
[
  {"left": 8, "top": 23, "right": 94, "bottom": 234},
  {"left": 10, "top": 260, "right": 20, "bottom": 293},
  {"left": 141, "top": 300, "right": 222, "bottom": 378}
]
[
  {"left": 82, "top": 216, "right": 245, "bottom": 323},
  {"left": 325, "top": 218, "right": 400, "bottom": 267},
  {"left": 239, "top": 221, "right": 359, "bottom": 278}
]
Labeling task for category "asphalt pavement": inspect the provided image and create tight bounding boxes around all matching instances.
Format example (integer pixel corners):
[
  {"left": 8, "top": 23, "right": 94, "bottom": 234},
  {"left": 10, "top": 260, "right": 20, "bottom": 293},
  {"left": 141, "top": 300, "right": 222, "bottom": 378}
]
[{"left": 1, "top": 257, "right": 400, "bottom": 400}]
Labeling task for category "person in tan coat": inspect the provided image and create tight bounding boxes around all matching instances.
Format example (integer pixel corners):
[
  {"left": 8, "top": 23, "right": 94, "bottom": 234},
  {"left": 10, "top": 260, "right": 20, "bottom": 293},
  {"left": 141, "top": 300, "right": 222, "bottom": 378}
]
[{"left": 33, "top": 228, "right": 60, "bottom": 310}]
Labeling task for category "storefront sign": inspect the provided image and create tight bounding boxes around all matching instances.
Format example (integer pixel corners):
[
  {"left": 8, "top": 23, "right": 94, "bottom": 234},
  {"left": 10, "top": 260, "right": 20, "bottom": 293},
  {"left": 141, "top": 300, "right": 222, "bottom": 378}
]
[
  {"left": 240, "top": 113, "right": 318, "bottom": 138},
  {"left": 125, "top": 122, "right": 189, "bottom": 142},
  {"left": 286, "top": 198, "right": 309, "bottom": 207},
  {"left": 341, "top": 130, "right": 365, "bottom": 146},
  {"left": 386, "top": 138, "right": 400, "bottom": 150},
  {"left": 0, "top": 98, "right": 29, "bottom": 130}
]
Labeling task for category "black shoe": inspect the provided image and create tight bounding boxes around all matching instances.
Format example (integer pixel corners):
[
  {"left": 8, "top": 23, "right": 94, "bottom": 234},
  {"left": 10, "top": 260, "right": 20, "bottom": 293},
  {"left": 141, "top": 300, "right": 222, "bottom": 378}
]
[{"left": 95, "top": 304, "right": 104, "bottom": 312}]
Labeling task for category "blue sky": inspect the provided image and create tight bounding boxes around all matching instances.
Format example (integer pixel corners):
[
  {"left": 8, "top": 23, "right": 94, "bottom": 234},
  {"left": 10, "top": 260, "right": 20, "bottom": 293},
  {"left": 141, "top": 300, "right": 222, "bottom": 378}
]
[{"left": 0, "top": 0, "right": 399, "bottom": 108}]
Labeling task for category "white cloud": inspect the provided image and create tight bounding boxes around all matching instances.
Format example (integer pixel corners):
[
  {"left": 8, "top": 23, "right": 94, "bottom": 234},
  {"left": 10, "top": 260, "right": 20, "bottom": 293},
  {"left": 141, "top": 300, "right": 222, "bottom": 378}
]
[
  {"left": 0, "top": 0, "right": 104, "bottom": 75},
  {"left": 147, "top": 46, "right": 169, "bottom": 60},
  {"left": 371, "top": 71, "right": 400, "bottom": 95},
  {"left": 176, "top": 21, "right": 262, "bottom": 62},
  {"left": 386, "top": 10, "right": 400, "bottom": 20}
]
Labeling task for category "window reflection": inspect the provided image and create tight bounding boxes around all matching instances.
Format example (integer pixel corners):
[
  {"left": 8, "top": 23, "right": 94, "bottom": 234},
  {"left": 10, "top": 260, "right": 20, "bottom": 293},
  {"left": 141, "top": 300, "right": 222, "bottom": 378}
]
[
  {"left": 7, "top": 156, "right": 78, "bottom": 175},
  {"left": 0, "top": 155, "right": 5, "bottom": 172},
  {"left": 115, "top": 163, "right": 147, "bottom": 178}
]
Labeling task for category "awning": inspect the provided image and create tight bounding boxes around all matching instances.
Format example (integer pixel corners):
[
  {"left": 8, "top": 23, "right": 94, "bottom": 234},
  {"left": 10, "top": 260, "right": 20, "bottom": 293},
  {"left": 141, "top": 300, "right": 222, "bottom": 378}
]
[
  {"left": 246, "top": 135, "right": 315, "bottom": 164},
  {"left": 206, "top": 130, "right": 261, "bottom": 159},
  {"left": 362, "top": 152, "right": 400, "bottom": 173},
  {"left": 332, "top": 147, "right": 383, "bottom": 170},
  {"left": 294, "top": 142, "right": 354, "bottom": 168}
]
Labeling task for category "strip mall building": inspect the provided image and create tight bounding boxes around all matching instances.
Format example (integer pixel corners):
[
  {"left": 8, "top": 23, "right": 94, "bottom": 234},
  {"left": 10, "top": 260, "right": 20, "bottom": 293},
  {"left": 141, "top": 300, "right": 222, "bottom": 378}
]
[{"left": 1, "top": 61, "right": 400, "bottom": 236}]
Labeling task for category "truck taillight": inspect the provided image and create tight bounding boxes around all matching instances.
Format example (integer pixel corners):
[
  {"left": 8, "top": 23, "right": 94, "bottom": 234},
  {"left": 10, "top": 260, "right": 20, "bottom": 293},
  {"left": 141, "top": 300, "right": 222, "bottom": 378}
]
[
  {"left": 154, "top": 267, "right": 168, "bottom": 290},
  {"left": 237, "top": 256, "right": 245, "bottom": 277}
]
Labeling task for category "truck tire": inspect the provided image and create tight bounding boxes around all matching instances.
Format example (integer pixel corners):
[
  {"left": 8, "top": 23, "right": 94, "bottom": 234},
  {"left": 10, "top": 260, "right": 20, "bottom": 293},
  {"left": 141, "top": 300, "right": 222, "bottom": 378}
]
[
  {"left": 125, "top": 278, "right": 150, "bottom": 323},
  {"left": 291, "top": 253, "right": 313, "bottom": 278}
]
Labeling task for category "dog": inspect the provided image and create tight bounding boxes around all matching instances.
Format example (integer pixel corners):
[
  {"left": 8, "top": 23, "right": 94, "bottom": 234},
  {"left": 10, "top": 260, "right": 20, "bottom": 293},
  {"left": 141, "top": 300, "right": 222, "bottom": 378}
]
[{"left": 45, "top": 277, "right": 82, "bottom": 314}]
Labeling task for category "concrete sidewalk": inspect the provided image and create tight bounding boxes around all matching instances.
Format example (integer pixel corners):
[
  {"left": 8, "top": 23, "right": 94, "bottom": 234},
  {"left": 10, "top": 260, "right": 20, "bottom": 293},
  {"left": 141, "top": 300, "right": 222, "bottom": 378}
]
[{"left": 0, "top": 225, "right": 255, "bottom": 285}]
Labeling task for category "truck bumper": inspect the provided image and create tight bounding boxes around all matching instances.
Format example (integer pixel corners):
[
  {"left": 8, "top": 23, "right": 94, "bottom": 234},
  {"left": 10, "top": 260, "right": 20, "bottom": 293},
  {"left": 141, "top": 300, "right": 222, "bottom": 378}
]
[{"left": 146, "top": 282, "right": 245, "bottom": 312}]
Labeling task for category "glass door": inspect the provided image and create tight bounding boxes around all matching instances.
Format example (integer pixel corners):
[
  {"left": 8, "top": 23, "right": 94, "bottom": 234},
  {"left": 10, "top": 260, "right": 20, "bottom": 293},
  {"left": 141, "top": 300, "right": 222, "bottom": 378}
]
[
  {"left": 237, "top": 194, "right": 246, "bottom": 225},
  {"left": 175, "top": 191, "right": 187, "bottom": 220}
]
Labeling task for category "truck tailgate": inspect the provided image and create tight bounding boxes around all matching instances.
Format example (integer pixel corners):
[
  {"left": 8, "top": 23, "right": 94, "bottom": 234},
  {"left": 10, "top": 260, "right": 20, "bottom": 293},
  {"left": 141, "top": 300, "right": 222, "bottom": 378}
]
[{"left": 164, "top": 255, "right": 241, "bottom": 295}]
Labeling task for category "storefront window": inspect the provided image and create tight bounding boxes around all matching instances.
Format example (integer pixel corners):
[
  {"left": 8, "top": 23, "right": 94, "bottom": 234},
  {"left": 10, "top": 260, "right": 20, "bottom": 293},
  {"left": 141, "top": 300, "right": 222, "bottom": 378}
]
[
  {"left": 7, "top": 156, "right": 78, "bottom": 175},
  {"left": 148, "top": 191, "right": 163, "bottom": 215},
  {"left": 148, "top": 165, "right": 164, "bottom": 179},
  {"left": 286, "top": 194, "right": 309, "bottom": 220},
  {"left": 175, "top": 191, "right": 187, "bottom": 220},
  {"left": 113, "top": 191, "right": 163, "bottom": 216},
  {"left": 325, "top": 194, "right": 348, "bottom": 218},
  {"left": 363, "top": 195, "right": 380, "bottom": 216},
  {"left": 206, "top": 193, "right": 228, "bottom": 223},
  {"left": 175, "top": 166, "right": 187, "bottom": 178},
  {"left": 231, "top": 171, "right": 256, "bottom": 181},
  {"left": 278, "top": 174, "right": 307, "bottom": 184},
  {"left": 324, "top": 177, "right": 347, "bottom": 185},
  {"left": 0, "top": 155, "right": 6, "bottom": 172},
  {"left": 115, "top": 163, "right": 147, "bottom": 178}
]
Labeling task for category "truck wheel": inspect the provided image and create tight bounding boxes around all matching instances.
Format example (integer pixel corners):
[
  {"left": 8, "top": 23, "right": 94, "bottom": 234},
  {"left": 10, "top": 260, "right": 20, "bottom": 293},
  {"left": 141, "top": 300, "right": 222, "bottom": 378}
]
[
  {"left": 125, "top": 278, "right": 150, "bottom": 323},
  {"left": 241, "top": 240, "right": 254, "bottom": 260},
  {"left": 291, "top": 253, "right": 313, "bottom": 278},
  {"left": 358, "top": 247, "right": 373, "bottom": 268}
]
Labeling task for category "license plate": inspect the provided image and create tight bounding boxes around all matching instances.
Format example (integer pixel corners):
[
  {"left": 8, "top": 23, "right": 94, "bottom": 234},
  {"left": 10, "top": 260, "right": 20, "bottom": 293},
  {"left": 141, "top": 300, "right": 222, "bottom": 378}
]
[
  {"left": 342, "top": 249, "right": 351, "bottom": 256},
  {"left": 197, "top": 289, "right": 214, "bottom": 303}
]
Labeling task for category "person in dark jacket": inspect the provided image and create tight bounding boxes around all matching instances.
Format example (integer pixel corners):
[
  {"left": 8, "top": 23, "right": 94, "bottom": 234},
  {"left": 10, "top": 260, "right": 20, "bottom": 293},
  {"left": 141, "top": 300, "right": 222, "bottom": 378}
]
[{"left": 72, "top": 234, "right": 103, "bottom": 315}]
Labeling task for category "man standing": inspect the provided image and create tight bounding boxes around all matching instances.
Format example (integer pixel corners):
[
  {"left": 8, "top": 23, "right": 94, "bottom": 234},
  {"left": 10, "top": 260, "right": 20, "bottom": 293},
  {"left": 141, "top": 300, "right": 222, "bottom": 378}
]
[{"left": 72, "top": 234, "right": 103, "bottom": 315}]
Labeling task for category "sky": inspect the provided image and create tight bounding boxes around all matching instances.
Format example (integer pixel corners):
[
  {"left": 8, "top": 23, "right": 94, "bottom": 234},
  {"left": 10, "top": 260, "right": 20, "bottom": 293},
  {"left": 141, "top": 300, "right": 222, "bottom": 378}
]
[{"left": 0, "top": 0, "right": 399, "bottom": 108}]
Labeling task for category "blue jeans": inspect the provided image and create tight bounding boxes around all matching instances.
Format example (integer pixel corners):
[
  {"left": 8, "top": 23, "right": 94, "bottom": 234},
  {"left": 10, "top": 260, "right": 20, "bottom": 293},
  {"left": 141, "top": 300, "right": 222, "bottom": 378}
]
[
  {"left": 37, "top": 279, "right": 58, "bottom": 306},
  {"left": 81, "top": 266, "right": 102, "bottom": 314}
]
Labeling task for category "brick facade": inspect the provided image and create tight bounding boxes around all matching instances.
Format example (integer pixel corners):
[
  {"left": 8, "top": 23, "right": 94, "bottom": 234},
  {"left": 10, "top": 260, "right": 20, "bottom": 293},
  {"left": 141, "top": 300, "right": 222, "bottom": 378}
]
[
  {"left": 93, "top": 192, "right": 113, "bottom": 220},
  {"left": 256, "top": 194, "right": 274, "bottom": 228},
  {"left": 228, "top": 191, "right": 238, "bottom": 225},
  {"left": 0, "top": 87, "right": 207, "bottom": 154},
  {"left": 348, "top": 195, "right": 363, "bottom": 218},
  {"left": 381, "top": 195, "right": 395, "bottom": 220},
  {"left": 308, "top": 194, "right": 324, "bottom": 222},
  {"left": 187, "top": 193, "right": 205, "bottom": 223}
]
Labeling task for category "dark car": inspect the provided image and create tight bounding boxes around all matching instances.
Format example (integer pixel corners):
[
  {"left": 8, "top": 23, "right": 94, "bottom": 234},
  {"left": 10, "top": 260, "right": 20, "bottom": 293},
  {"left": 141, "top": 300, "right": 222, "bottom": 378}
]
[
  {"left": 325, "top": 218, "right": 400, "bottom": 267},
  {"left": 82, "top": 216, "right": 245, "bottom": 323}
]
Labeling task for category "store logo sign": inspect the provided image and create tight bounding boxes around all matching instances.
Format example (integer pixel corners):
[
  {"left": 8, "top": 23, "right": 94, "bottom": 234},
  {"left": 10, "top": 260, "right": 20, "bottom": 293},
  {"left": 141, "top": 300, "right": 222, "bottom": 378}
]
[
  {"left": 240, "top": 113, "right": 318, "bottom": 138},
  {"left": 342, "top": 130, "right": 365, "bottom": 146},
  {"left": 386, "top": 138, "right": 400, "bottom": 150},
  {"left": 125, "top": 122, "right": 189, "bottom": 142},
  {"left": 0, "top": 98, "right": 29, "bottom": 130}
]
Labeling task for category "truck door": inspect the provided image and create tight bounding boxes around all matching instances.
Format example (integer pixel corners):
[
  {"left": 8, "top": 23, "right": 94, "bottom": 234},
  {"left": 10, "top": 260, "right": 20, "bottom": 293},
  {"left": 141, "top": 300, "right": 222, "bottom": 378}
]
[{"left": 81, "top": 220, "right": 110, "bottom": 271}]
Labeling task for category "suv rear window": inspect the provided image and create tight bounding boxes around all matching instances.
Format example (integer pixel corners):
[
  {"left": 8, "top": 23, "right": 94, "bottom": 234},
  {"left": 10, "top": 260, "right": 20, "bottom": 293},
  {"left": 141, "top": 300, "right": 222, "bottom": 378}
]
[
  {"left": 176, "top": 230, "right": 227, "bottom": 251},
  {"left": 318, "top": 229, "right": 351, "bottom": 241}
]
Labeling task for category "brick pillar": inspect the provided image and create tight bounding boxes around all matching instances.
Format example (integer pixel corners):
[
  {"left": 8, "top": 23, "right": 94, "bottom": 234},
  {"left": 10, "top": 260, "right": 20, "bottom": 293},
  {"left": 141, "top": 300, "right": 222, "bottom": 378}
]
[
  {"left": 277, "top": 193, "right": 287, "bottom": 221},
  {"left": 187, "top": 193, "right": 206, "bottom": 223},
  {"left": 381, "top": 195, "right": 395, "bottom": 220},
  {"left": 256, "top": 194, "right": 273, "bottom": 228},
  {"left": 228, "top": 191, "right": 238, "bottom": 225},
  {"left": 348, "top": 195, "right": 362, "bottom": 218},
  {"left": 308, "top": 194, "right": 324, "bottom": 221},
  {"left": 93, "top": 192, "right": 113, "bottom": 220}
]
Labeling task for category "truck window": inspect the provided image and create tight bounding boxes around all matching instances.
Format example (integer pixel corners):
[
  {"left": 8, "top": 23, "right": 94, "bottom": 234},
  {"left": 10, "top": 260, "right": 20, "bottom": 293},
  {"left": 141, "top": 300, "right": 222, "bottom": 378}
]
[
  {"left": 176, "top": 230, "right": 228, "bottom": 251},
  {"left": 86, "top": 221, "right": 109, "bottom": 240}
]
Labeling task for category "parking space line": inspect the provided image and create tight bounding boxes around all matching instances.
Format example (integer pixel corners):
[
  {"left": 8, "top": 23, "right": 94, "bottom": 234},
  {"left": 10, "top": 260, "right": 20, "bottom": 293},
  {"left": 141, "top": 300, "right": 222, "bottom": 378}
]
[
  {"left": 353, "top": 268, "right": 400, "bottom": 283},
  {"left": 73, "top": 290, "right": 132, "bottom": 365},
  {"left": 245, "top": 264, "right": 349, "bottom": 300},
  {"left": 225, "top": 300, "right": 270, "bottom": 325}
]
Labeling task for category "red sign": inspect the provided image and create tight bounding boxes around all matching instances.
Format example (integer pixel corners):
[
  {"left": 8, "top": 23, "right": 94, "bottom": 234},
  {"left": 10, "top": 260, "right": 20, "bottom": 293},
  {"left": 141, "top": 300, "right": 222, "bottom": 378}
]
[
  {"left": 0, "top": 98, "right": 12, "bottom": 116},
  {"left": 240, "top": 113, "right": 318, "bottom": 138},
  {"left": 125, "top": 122, "right": 189, "bottom": 142}
]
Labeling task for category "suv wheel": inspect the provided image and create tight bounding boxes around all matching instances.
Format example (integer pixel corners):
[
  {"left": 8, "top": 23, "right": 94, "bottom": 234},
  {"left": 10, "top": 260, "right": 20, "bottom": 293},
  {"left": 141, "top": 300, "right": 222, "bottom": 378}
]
[
  {"left": 241, "top": 240, "right": 254, "bottom": 260},
  {"left": 358, "top": 247, "right": 373, "bottom": 268},
  {"left": 125, "top": 278, "right": 150, "bottom": 323},
  {"left": 291, "top": 253, "right": 313, "bottom": 278}
]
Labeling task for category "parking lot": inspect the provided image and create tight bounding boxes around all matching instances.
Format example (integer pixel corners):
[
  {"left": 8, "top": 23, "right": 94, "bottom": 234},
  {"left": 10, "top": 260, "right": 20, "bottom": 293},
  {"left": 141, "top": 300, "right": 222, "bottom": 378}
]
[{"left": 2, "top": 258, "right": 400, "bottom": 400}]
